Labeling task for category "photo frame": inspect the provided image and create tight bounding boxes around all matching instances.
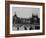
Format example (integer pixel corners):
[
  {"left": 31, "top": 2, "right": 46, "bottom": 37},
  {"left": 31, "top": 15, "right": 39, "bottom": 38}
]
[{"left": 5, "top": 1, "right": 45, "bottom": 37}]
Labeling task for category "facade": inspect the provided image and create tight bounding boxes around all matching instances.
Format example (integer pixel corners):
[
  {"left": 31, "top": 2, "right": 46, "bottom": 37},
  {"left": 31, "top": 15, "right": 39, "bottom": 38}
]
[
  {"left": 13, "top": 14, "right": 40, "bottom": 25},
  {"left": 13, "top": 14, "right": 40, "bottom": 30}
]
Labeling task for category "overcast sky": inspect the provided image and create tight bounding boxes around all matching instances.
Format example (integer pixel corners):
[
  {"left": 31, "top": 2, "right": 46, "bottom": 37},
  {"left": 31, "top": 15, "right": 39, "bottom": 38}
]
[{"left": 12, "top": 7, "right": 40, "bottom": 18}]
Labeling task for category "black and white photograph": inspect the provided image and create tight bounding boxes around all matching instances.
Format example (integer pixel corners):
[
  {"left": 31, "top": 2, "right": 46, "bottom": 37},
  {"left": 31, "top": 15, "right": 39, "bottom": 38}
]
[
  {"left": 10, "top": 4, "right": 43, "bottom": 34},
  {"left": 12, "top": 7, "right": 40, "bottom": 31}
]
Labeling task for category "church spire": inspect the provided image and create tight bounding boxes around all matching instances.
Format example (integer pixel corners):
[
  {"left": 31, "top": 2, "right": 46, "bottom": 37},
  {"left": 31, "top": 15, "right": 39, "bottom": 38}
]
[{"left": 14, "top": 12, "right": 17, "bottom": 17}]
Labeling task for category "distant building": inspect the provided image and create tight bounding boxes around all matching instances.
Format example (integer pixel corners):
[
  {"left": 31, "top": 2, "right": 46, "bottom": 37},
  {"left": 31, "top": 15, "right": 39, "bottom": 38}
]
[
  {"left": 13, "top": 14, "right": 40, "bottom": 25},
  {"left": 13, "top": 14, "right": 40, "bottom": 30}
]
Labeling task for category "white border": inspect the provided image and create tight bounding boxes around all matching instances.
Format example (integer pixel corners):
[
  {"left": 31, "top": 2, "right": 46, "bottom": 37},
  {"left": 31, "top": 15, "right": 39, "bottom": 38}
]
[{"left": 10, "top": 4, "right": 43, "bottom": 34}]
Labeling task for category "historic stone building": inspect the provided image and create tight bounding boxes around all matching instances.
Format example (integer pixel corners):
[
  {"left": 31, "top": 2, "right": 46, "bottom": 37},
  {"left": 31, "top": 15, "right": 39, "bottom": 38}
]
[{"left": 13, "top": 14, "right": 40, "bottom": 30}]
